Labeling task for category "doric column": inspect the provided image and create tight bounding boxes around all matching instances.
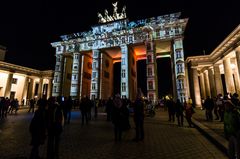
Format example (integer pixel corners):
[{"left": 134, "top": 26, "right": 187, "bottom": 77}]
[
  {"left": 90, "top": 50, "right": 101, "bottom": 99},
  {"left": 199, "top": 73, "right": 206, "bottom": 99},
  {"left": 204, "top": 71, "right": 211, "bottom": 97},
  {"left": 233, "top": 58, "right": 240, "bottom": 95},
  {"left": 223, "top": 58, "right": 235, "bottom": 94},
  {"left": 4, "top": 72, "right": 14, "bottom": 98},
  {"left": 235, "top": 49, "right": 240, "bottom": 81},
  {"left": 28, "top": 78, "right": 34, "bottom": 99},
  {"left": 213, "top": 65, "right": 223, "bottom": 95},
  {"left": 47, "top": 78, "right": 53, "bottom": 99},
  {"left": 70, "top": 53, "right": 81, "bottom": 98},
  {"left": 184, "top": 62, "right": 190, "bottom": 100},
  {"left": 208, "top": 68, "right": 217, "bottom": 98},
  {"left": 120, "top": 44, "right": 129, "bottom": 99},
  {"left": 191, "top": 67, "right": 201, "bottom": 107},
  {"left": 173, "top": 38, "right": 187, "bottom": 103},
  {"left": 21, "top": 76, "right": 29, "bottom": 105},
  {"left": 52, "top": 54, "right": 64, "bottom": 97},
  {"left": 37, "top": 78, "right": 43, "bottom": 98}
]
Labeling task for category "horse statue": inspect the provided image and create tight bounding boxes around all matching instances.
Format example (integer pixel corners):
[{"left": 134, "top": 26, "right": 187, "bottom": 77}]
[
  {"left": 104, "top": 9, "right": 114, "bottom": 22},
  {"left": 112, "top": 1, "right": 119, "bottom": 20},
  {"left": 97, "top": 12, "right": 106, "bottom": 23}
]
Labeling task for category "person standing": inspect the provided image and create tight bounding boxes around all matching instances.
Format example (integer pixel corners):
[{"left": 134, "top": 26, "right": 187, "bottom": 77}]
[
  {"left": 106, "top": 97, "right": 114, "bottom": 121},
  {"left": 175, "top": 99, "right": 184, "bottom": 127},
  {"left": 29, "top": 98, "right": 47, "bottom": 159},
  {"left": 184, "top": 99, "right": 194, "bottom": 128},
  {"left": 47, "top": 97, "right": 64, "bottom": 159},
  {"left": 111, "top": 94, "right": 123, "bottom": 141},
  {"left": 28, "top": 98, "right": 36, "bottom": 113},
  {"left": 133, "top": 89, "right": 145, "bottom": 141}
]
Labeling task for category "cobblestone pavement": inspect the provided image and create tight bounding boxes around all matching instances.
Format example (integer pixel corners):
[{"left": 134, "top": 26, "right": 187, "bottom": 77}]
[
  {"left": 192, "top": 108, "right": 224, "bottom": 137},
  {"left": 0, "top": 108, "right": 227, "bottom": 159}
]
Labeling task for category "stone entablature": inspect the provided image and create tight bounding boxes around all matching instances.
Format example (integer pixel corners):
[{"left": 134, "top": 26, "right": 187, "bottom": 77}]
[
  {"left": 52, "top": 12, "right": 188, "bottom": 53},
  {"left": 186, "top": 25, "right": 240, "bottom": 67},
  {"left": 0, "top": 61, "right": 54, "bottom": 77}
]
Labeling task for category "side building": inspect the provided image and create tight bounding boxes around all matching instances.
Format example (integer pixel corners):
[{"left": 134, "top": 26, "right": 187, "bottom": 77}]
[
  {"left": 0, "top": 46, "right": 54, "bottom": 105},
  {"left": 186, "top": 24, "right": 240, "bottom": 107}
]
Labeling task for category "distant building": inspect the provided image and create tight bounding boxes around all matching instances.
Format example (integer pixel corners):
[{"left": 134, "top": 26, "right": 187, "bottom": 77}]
[
  {"left": 0, "top": 46, "right": 54, "bottom": 105},
  {"left": 186, "top": 24, "right": 240, "bottom": 107}
]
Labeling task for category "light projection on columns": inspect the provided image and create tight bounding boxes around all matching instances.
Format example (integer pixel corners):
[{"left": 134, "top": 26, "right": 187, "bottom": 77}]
[
  {"left": 70, "top": 53, "right": 81, "bottom": 98},
  {"left": 145, "top": 40, "right": 158, "bottom": 102},
  {"left": 120, "top": 44, "right": 129, "bottom": 98},
  {"left": 173, "top": 38, "right": 187, "bottom": 103},
  {"left": 52, "top": 54, "right": 64, "bottom": 97},
  {"left": 90, "top": 50, "right": 100, "bottom": 99}
]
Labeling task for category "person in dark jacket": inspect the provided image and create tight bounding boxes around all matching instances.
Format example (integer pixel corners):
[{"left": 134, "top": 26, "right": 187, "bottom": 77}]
[
  {"left": 175, "top": 99, "right": 184, "bottom": 127},
  {"left": 133, "top": 89, "right": 145, "bottom": 141},
  {"left": 47, "top": 97, "right": 64, "bottom": 159},
  {"left": 111, "top": 94, "right": 124, "bottom": 141},
  {"left": 29, "top": 98, "right": 47, "bottom": 159}
]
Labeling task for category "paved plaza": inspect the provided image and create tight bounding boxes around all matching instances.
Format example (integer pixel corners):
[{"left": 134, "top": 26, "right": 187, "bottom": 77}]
[{"left": 0, "top": 108, "right": 227, "bottom": 159}]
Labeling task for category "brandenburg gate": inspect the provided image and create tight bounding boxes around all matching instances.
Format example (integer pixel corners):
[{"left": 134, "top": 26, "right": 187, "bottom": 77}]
[{"left": 51, "top": 2, "right": 188, "bottom": 102}]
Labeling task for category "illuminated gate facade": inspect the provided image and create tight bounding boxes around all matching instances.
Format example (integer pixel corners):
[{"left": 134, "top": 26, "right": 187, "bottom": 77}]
[{"left": 51, "top": 3, "right": 188, "bottom": 102}]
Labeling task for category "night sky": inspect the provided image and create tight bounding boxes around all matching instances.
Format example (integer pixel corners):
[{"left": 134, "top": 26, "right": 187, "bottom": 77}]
[
  {"left": 0, "top": 0, "right": 239, "bottom": 70},
  {"left": 0, "top": 0, "right": 239, "bottom": 97}
]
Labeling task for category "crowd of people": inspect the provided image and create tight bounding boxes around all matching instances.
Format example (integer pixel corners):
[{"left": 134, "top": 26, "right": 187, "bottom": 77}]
[
  {"left": 165, "top": 97, "right": 195, "bottom": 128},
  {"left": 1, "top": 90, "right": 239, "bottom": 159},
  {"left": 0, "top": 97, "right": 20, "bottom": 119}
]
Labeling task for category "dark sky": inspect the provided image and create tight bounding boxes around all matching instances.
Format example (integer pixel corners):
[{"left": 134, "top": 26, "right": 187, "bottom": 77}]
[{"left": 0, "top": 0, "right": 239, "bottom": 70}]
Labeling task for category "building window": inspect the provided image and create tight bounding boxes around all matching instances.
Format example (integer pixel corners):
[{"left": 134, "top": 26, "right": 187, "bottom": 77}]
[
  {"left": 73, "top": 65, "right": 78, "bottom": 70},
  {"left": 122, "top": 82, "right": 126, "bottom": 92},
  {"left": 122, "top": 69, "right": 126, "bottom": 78},
  {"left": 93, "top": 62, "right": 97, "bottom": 69},
  {"left": 148, "top": 67, "right": 152, "bottom": 76},
  {"left": 147, "top": 55, "right": 152, "bottom": 63},
  {"left": 54, "top": 75, "right": 58, "bottom": 83},
  {"left": 177, "top": 79, "right": 184, "bottom": 90},
  {"left": 148, "top": 81, "right": 153, "bottom": 90},
  {"left": 56, "top": 57, "right": 60, "bottom": 62},
  {"left": 93, "top": 51, "right": 98, "bottom": 57},
  {"left": 12, "top": 78, "right": 18, "bottom": 84},
  {"left": 74, "top": 54, "right": 79, "bottom": 59},
  {"left": 122, "top": 58, "right": 125, "bottom": 65},
  {"left": 73, "top": 74, "right": 77, "bottom": 80},
  {"left": 177, "top": 64, "right": 183, "bottom": 73},
  {"left": 92, "top": 83, "right": 96, "bottom": 90},
  {"left": 55, "top": 65, "right": 60, "bottom": 71},
  {"left": 92, "top": 72, "right": 96, "bottom": 79},
  {"left": 53, "top": 86, "right": 57, "bottom": 93},
  {"left": 176, "top": 50, "right": 182, "bottom": 59}
]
